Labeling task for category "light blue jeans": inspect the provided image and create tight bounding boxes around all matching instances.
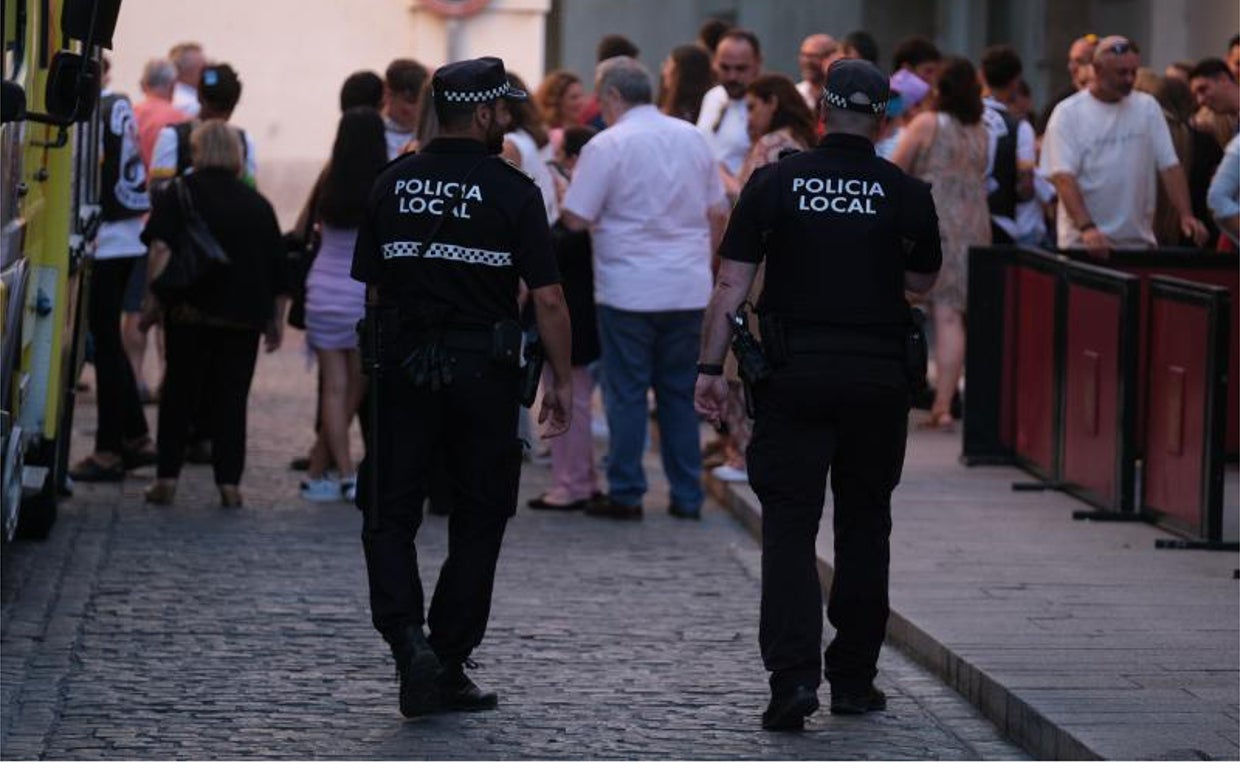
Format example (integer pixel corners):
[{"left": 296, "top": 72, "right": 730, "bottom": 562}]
[{"left": 596, "top": 305, "right": 704, "bottom": 512}]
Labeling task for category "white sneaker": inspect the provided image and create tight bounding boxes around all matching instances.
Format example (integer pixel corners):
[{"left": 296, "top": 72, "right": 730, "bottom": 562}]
[
  {"left": 340, "top": 474, "right": 358, "bottom": 502},
  {"left": 301, "top": 476, "right": 343, "bottom": 502},
  {"left": 711, "top": 464, "right": 749, "bottom": 483}
]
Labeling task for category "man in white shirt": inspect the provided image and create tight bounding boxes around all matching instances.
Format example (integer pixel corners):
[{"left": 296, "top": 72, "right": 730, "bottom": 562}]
[
  {"left": 1040, "top": 36, "right": 1208, "bottom": 256},
  {"left": 562, "top": 56, "right": 729, "bottom": 521},
  {"left": 168, "top": 42, "right": 204, "bottom": 118},
  {"left": 382, "top": 59, "right": 429, "bottom": 160},
  {"left": 696, "top": 29, "right": 762, "bottom": 198},
  {"left": 979, "top": 45, "right": 1036, "bottom": 244},
  {"left": 794, "top": 33, "right": 840, "bottom": 111}
]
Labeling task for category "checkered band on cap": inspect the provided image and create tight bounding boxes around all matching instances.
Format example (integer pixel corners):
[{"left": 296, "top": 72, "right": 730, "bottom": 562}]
[
  {"left": 437, "top": 81, "right": 513, "bottom": 104},
  {"left": 823, "top": 89, "right": 888, "bottom": 115}
]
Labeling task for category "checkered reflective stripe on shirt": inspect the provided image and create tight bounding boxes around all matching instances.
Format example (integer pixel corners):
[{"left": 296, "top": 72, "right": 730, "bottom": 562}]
[{"left": 381, "top": 240, "right": 513, "bottom": 267}]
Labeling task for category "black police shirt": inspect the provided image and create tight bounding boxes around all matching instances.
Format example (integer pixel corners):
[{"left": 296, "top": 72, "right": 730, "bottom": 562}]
[
  {"left": 351, "top": 137, "right": 560, "bottom": 328},
  {"left": 719, "top": 133, "right": 942, "bottom": 329}
]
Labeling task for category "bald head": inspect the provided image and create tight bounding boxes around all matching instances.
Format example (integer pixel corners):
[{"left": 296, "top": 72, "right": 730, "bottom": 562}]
[
  {"left": 1067, "top": 35, "right": 1098, "bottom": 90},
  {"left": 1091, "top": 36, "right": 1140, "bottom": 102},
  {"left": 799, "top": 33, "right": 840, "bottom": 88}
]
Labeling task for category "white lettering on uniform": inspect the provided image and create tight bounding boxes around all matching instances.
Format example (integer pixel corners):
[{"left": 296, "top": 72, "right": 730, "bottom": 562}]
[
  {"left": 791, "top": 175, "right": 885, "bottom": 217},
  {"left": 393, "top": 176, "right": 484, "bottom": 219}
]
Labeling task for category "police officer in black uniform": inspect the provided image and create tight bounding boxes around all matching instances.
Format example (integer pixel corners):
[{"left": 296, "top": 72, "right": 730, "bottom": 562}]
[
  {"left": 694, "top": 59, "right": 942, "bottom": 731},
  {"left": 350, "top": 57, "right": 573, "bottom": 718}
]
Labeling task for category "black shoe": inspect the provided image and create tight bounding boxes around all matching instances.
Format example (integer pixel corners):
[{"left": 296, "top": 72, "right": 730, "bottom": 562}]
[
  {"left": 668, "top": 501, "right": 701, "bottom": 520},
  {"left": 68, "top": 456, "right": 125, "bottom": 483},
  {"left": 289, "top": 456, "right": 311, "bottom": 472},
  {"left": 388, "top": 626, "right": 442, "bottom": 718},
  {"left": 121, "top": 439, "right": 157, "bottom": 470},
  {"left": 584, "top": 495, "right": 642, "bottom": 520},
  {"left": 829, "top": 685, "right": 887, "bottom": 715},
  {"left": 436, "top": 661, "right": 498, "bottom": 712},
  {"left": 762, "top": 685, "right": 819, "bottom": 731}
]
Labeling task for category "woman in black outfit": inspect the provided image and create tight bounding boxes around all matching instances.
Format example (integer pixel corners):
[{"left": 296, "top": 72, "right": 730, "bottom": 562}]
[{"left": 140, "top": 120, "right": 289, "bottom": 507}]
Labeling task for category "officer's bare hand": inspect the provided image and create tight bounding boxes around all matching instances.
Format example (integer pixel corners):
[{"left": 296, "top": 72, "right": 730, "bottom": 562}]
[
  {"left": 538, "top": 378, "right": 572, "bottom": 439},
  {"left": 1082, "top": 227, "right": 1112, "bottom": 259},
  {"left": 694, "top": 374, "right": 728, "bottom": 428}
]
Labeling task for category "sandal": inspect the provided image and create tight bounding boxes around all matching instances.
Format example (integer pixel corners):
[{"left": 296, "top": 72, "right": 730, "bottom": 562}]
[
  {"left": 526, "top": 494, "right": 588, "bottom": 511},
  {"left": 144, "top": 481, "right": 177, "bottom": 505},
  {"left": 68, "top": 455, "right": 125, "bottom": 483},
  {"left": 917, "top": 411, "right": 955, "bottom": 431},
  {"left": 218, "top": 485, "right": 243, "bottom": 508}
]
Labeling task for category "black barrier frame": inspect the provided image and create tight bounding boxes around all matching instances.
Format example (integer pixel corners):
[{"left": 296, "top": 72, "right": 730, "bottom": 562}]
[
  {"left": 962, "top": 246, "right": 1020, "bottom": 465},
  {"left": 1057, "top": 260, "right": 1141, "bottom": 517},
  {"left": 1142, "top": 277, "right": 1236, "bottom": 551},
  {"left": 1008, "top": 248, "right": 1068, "bottom": 492}
]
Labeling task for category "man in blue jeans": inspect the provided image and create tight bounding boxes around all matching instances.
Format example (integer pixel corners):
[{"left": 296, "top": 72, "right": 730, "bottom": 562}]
[{"left": 562, "top": 55, "right": 728, "bottom": 520}]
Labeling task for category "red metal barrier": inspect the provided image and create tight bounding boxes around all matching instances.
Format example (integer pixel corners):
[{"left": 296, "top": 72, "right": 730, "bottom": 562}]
[
  {"left": 1142, "top": 277, "right": 1230, "bottom": 542},
  {"left": 1012, "top": 255, "right": 1061, "bottom": 481},
  {"left": 1059, "top": 263, "right": 1140, "bottom": 512},
  {"left": 1060, "top": 251, "right": 1239, "bottom": 457}
]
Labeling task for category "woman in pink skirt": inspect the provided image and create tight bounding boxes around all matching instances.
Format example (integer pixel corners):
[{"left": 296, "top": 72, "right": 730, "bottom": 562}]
[{"left": 301, "top": 108, "right": 387, "bottom": 502}]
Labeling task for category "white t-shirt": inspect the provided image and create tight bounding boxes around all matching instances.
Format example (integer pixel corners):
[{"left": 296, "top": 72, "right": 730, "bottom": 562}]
[
  {"left": 1040, "top": 90, "right": 1180, "bottom": 249},
  {"left": 150, "top": 123, "right": 259, "bottom": 184},
  {"left": 695, "top": 84, "right": 750, "bottom": 176},
  {"left": 563, "top": 104, "right": 726, "bottom": 313},
  {"left": 384, "top": 116, "right": 414, "bottom": 160},
  {"left": 795, "top": 79, "right": 820, "bottom": 111},
  {"left": 505, "top": 129, "right": 559, "bottom": 225},
  {"left": 172, "top": 82, "right": 200, "bottom": 118},
  {"left": 982, "top": 98, "right": 1036, "bottom": 240}
]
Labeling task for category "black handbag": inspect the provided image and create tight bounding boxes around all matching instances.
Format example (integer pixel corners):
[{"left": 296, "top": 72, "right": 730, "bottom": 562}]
[
  {"left": 150, "top": 176, "right": 230, "bottom": 303},
  {"left": 284, "top": 187, "right": 320, "bottom": 330}
]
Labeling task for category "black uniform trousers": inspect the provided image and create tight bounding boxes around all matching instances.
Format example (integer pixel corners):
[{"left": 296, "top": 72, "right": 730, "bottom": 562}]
[
  {"left": 359, "top": 350, "right": 523, "bottom": 666},
  {"left": 157, "top": 320, "right": 261, "bottom": 484},
  {"left": 747, "top": 352, "right": 909, "bottom": 696},
  {"left": 88, "top": 257, "right": 151, "bottom": 454}
]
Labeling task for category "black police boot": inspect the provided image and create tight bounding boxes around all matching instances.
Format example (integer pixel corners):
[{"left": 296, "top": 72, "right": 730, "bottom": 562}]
[
  {"left": 829, "top": 684, "right": 887, "bottom": 715},
  {"left": 387, "top": 625, "right": 442, "bottom": 718},
  {"left": 762, "top": 684, "right": 819, "bottom": 731},
  {"left": 435, "top": 660, "right": 498, "bottom": 712}
]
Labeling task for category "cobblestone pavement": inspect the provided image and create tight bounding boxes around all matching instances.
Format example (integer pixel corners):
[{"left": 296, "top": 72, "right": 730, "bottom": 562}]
[{"left": 1, "top": 333, "right": 1027, "bottom": 760}]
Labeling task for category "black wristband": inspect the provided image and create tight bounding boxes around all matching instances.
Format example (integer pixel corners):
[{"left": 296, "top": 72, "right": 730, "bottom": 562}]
[
  {"left": 696, "top": 362, "right": 724, "bottom": 376},
  {"left": 1078, "top": 221, "right": 1097, "bottom": 233}
]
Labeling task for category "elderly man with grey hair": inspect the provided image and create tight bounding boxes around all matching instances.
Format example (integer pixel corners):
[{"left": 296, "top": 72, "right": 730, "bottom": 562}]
[
  {"left": 562, "top": 56, "right": 729, "bottom": 522},
  {"left": 134, "top": 59, "right": 188, "bottom": 171}
]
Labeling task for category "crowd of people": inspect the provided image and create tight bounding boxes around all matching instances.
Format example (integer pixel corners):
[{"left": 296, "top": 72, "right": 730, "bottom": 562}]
[{"left": 71, "top": 25, "right": 1239, "bottom": 512}]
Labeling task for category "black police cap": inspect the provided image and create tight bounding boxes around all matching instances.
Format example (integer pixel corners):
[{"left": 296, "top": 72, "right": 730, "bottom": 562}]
[
  {"left": 822, "top": 59, "right": 889, "bottom": 115},
  {"left": 432, "top": 57, "right": 528, "bottom": 106}
]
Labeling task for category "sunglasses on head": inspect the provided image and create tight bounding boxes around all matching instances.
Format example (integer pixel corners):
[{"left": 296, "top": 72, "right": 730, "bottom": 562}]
[{"left": 1106, "top": 40, "right": 1137, "bottom": 55}]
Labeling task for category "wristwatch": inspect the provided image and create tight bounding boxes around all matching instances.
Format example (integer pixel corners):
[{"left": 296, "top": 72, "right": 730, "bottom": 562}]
[
  {"left": 1078, "top": 221, "right": 1097, "bottom": 233},
  {"left": 696, "top": 362, "right": 724, "bottom": 376}
]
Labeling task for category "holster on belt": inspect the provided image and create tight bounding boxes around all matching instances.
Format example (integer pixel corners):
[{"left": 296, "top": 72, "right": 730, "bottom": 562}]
[{"left": 905, "top": 307, "right": 929, "bottom": 391}]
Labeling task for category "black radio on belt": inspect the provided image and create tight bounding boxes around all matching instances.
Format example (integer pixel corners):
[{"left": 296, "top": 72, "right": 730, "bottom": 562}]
[{"left": 729, "top": 302, "right": 771, "bottom": 386}]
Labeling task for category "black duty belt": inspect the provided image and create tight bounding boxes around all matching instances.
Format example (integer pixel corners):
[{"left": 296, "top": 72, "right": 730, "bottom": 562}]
[
  {"left": 784, "top": 326, "right": 904, "bottom": 360},
  {"left": 412, "top": 328, "right": 492, "bottom": 353}
]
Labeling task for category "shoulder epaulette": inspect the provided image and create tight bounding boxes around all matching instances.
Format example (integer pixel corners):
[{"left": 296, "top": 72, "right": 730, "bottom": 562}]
[{"left": 495, "top": 156, "right": 535, "bottom": 183}]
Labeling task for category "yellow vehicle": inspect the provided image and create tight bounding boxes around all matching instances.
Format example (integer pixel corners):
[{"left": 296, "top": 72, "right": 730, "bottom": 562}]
[{"left": 2, "top": 0, "right": 121, "bottom": 541}]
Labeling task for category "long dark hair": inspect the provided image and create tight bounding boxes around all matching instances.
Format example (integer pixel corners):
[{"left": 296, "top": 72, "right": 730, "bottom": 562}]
[
  {"left": 319, "top": 107, "right": 387, "bottom": 228},
  {"left": 659, "top": 44, "right": 713, "bottom": 123},
  {"left": 934, "top": 57, "right": 984, "bottom": 125},
  {"left": 505, "top": 73, "right": 550, "bottom": 149},
  {"left": 746, "top": 74, "right": 818, "bottom": 150}
]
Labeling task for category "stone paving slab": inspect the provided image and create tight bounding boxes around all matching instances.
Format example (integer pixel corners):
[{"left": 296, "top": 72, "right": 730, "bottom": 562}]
[
  {"left": 707, "top": 425, "right": 1240, "bottom": 761},
  {"left": 0, "top": 330, "right": 1027, "bottom": 760}
]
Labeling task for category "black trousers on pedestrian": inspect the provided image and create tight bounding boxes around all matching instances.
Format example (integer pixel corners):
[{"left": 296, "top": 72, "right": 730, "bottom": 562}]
[
  {"left": 88, "top": 257, "right": 150, "bottom": 454},
  {"left": 359, "top": 351, "right": 522, "bottom": 666},
  {"left": 747, "top": 353, "right": 909, "bottom": 695},
  {"left": 157, "top": 321, "right": 260, "bottom": 485}
]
